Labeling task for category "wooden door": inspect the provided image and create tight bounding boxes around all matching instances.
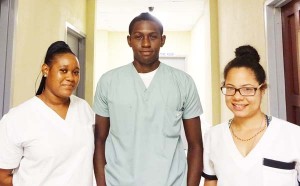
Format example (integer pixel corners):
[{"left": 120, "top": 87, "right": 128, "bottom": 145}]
[{"left": 281, "top": 0, "right": 300, "bottom": 125}]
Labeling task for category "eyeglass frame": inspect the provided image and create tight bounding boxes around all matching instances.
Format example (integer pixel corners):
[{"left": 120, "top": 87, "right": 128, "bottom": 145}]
[{"left": 220, "top": 84, "right": 264, "bottom": 96}]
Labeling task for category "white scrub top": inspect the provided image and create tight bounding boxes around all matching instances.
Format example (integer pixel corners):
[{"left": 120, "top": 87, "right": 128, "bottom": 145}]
[
  {"left": 203, "top": 116, "right": 300, "bottom": 186},
  {"left": 0, "top": 95, "right": 95, "bottom": 186},
  {"left": 93, "top": 63, "right": 203, "bottom": 186}
]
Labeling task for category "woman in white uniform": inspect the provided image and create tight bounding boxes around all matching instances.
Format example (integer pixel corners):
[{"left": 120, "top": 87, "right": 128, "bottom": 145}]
[
  {"left": 0, "top": 41, "right": 95, "bottom": 186},
  {"left": 203, "top": 45, "right": 300, "bottom": 186}
]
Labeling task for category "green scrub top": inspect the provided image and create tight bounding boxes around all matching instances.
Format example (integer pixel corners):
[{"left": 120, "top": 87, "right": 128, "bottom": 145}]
[{"left": 93, "top": 63, "right": 202, "bottom": 186}]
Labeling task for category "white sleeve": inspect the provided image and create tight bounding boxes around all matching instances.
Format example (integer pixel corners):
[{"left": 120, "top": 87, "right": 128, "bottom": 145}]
[
  {"left": 0, "top": 115, "right": 23, "bottom": 169},
  {"left": 296, "top": 162, "right": 300, "bottom": 182},
  {"left": 202, "top": 130, "right": 217, "bottom": 180}
]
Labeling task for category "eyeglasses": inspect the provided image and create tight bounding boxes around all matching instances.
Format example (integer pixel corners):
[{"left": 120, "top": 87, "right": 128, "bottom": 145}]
[{"left": 220, "top": 84, "right": 263, "bottom": 96}]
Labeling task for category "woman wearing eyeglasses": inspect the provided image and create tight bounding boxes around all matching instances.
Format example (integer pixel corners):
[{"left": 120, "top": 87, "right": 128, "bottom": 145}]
[{"left": 202, "top": 45, "right": 300, "bottom": 186}]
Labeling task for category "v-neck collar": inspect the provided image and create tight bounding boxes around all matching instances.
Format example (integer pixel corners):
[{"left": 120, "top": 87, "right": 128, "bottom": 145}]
[
  {"left": 35, "top": 96, "right": 73, "bottom": 122},
  {"left": 225, "top": 120, "right": 272, "bottom": 160},
  {"left": 130, "top": 63, "right": 161, "bottom": 92}
]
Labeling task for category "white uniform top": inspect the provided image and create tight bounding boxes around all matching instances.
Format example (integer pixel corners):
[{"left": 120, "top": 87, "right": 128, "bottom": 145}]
[
  {"left": 93, "top": 63, "right": 203, "bottom": 186},
  {"left": 203, "top": 116, "right": 300, "bottom": 186},
  {"left": 0, "top": 95, "right": 95, "bottom": 186}
]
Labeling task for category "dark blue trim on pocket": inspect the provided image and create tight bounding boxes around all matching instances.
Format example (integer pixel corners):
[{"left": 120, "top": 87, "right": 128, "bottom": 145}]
[
  {"left": 202, "top": 172, "right": 218, "bottom": 180},
  {"left": 263, "top": 158, "right": 296, "bottom": 170}
]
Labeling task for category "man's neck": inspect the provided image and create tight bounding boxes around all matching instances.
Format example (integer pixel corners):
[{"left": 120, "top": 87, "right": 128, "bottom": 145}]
[{"left": 132, "top": 61, "right": 160, "bottom": 73}]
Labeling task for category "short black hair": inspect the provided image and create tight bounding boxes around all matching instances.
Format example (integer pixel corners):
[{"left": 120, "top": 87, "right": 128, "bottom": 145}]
[{"left": 128, "top": 12, "right": 163, "bottom": 35}]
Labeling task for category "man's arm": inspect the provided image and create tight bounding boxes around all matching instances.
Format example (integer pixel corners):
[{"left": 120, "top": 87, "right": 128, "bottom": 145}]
[
  {"left": 94, "top": 115, "right": 110, "bottom": 186},
  {"left": 183, "top": 116, "right": 203, "bottom": 186},
  {"left": 0, "top": 169, "right": 13, "bottom": 186}
]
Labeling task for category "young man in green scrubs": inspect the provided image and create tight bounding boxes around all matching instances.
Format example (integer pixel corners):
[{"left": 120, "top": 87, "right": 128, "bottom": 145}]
[{"left": 93, "top": 12, "right": 203, "bottom": 186}]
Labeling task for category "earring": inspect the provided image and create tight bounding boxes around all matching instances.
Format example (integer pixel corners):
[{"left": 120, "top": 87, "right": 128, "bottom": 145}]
[{"left": 43, "top": 74, "right": 47, "bottom": 77}]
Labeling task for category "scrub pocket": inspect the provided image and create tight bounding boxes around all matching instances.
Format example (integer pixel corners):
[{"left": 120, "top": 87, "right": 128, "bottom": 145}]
[
  {"left": 262, "top": 158, "right": 297, "bottom": 186},
  {"left": 163, "top": 109, "right": 183, "bottom": 137}
]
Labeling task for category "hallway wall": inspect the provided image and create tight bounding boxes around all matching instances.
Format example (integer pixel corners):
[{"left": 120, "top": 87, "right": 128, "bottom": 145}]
[{"left": 189, "top": 0, "right": 213, "bottom": 128}]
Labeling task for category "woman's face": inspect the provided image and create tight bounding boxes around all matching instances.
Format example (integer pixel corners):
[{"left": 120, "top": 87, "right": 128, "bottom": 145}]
[
  {"left": 43, "top": 53, "right": 80, "bottom": 99},
  {"left": 224, "top": 67, "right": 264, "bottom": 119}
]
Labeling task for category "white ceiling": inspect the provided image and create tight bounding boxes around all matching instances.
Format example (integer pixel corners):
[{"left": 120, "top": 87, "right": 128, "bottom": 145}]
[{"left": 96, "top": 0, "right": 206, "bottom": 32}]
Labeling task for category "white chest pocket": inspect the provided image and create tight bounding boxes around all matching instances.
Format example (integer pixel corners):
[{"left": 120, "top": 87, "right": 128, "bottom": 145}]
[{"left": 262, "top": 158, "right": 298, "bottom": 186}]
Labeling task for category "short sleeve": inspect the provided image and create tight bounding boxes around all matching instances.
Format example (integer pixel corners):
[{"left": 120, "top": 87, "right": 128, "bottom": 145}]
[
  {"left": 93, "top": 75, "right": 109, "bottom": 117},
  {"left": 297, "top": 158, "right": 300, "bottom": 182},
  {"left": 202, "top": 130, "right": 217, "bottom": 180},
  {"left": 0, "top": 115, "right": 23, "bottom": 169},
  {"left": 182, "top": 76, "right": 203, "bottom": 119}
]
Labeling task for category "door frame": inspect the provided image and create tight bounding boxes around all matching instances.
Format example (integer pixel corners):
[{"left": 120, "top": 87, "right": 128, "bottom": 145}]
[
  {"left": 264, "top": 0, "right": 292, "bottom": 120},
  {"left": 65, "top": 22, "right": 86, "bottom": 99},
  {"left": 0, "top": 0, "right": 16, "bottom": 117}
]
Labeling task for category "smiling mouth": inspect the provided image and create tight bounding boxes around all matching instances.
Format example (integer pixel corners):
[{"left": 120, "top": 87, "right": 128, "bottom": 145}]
[
  {"left": 232, "top": 103, "right": 246, "bottom": 111},
  {"left": 62, "top": 84, "right": 75, "bottom": 89}
]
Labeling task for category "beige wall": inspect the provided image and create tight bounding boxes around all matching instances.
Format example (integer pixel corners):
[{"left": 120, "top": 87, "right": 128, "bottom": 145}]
[
  {"left": 94, "top": 30, "right": 109, "bottom": 93},
  {"left": 12, "top": 0, "right": 94, "bottom": 106},
  {"left": 85, "top": 0, "right": 96, "bottom": 104},
  {"left": 189, "top": 0, "right": 213, "bottom": 128},
  {"left": 94, "top": 31, "right": 131, "bottom": 94},
  {"left": 160, "top": 31, "right": 191, "bottom": 56},
  {"left": 209, "top": 0, "right": 220, "bottom": 125},
  {"left": 218, "top": 0, "right": 268, "bottom": 121}
]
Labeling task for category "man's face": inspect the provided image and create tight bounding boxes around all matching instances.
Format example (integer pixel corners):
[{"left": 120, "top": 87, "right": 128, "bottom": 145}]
[{"left": 127, "top": 20, "right": 166, "bottom": 71}]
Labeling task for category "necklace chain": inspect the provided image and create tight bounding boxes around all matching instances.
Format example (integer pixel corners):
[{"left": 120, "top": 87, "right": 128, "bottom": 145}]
[{"left": 230, "top": 116, "right": 267, "bottom": 142}]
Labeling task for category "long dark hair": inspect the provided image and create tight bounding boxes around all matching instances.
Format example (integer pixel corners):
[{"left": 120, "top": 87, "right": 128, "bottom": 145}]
[{"left": 35, "top": 41, "right": 75, "bottom": 95}]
